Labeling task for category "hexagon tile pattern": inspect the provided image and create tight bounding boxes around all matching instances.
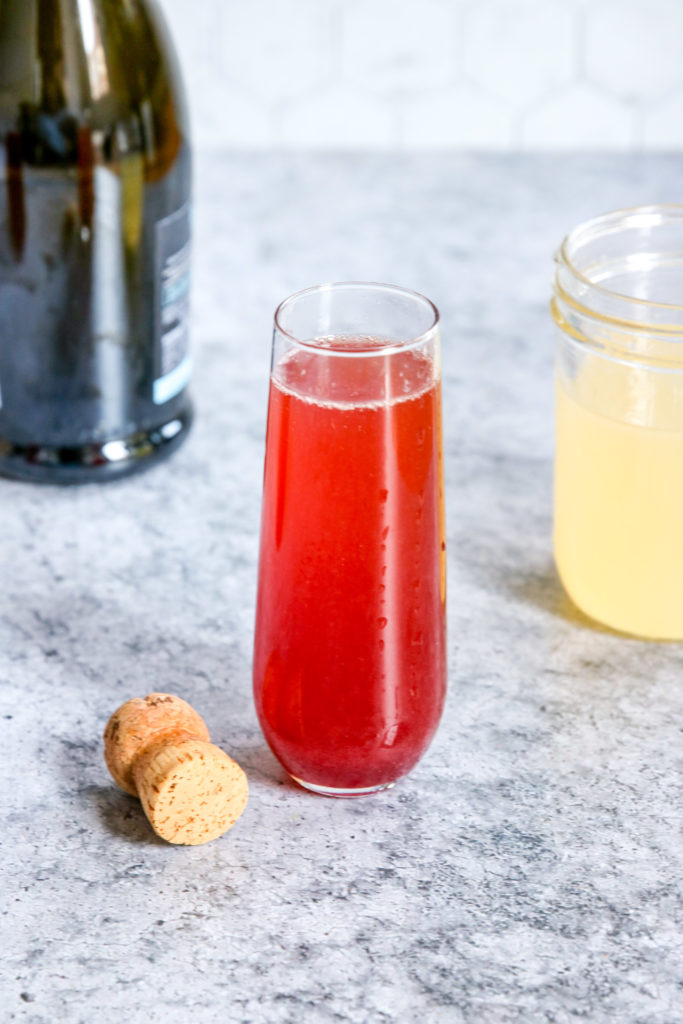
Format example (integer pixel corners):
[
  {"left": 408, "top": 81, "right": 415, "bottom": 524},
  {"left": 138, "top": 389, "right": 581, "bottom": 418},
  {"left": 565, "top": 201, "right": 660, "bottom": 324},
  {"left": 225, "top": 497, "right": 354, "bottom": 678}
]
[{"left": 157, "top": 0, "right": 683, "bottom": 150}]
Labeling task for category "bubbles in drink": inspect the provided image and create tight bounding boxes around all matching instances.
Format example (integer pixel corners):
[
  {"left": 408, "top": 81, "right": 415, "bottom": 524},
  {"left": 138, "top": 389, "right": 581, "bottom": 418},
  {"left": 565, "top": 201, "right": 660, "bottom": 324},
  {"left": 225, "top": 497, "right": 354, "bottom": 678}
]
[{"left": 273, "top": 335, "right": 436, "bottom": 409}]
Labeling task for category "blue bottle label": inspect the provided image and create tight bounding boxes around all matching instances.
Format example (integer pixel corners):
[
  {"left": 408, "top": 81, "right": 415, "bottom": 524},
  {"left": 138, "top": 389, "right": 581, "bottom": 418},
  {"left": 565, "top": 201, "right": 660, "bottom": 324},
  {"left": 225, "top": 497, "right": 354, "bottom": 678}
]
[{"left": 154, "top": 202, "right": 191, "bottom": 405}]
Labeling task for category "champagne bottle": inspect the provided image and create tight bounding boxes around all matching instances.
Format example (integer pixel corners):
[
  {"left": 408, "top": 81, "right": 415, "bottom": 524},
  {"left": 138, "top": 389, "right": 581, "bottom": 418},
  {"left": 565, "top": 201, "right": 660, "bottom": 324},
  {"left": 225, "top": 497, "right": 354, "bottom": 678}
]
[{"left": 0, "top": 0, "right": 192, "bottom": 482}]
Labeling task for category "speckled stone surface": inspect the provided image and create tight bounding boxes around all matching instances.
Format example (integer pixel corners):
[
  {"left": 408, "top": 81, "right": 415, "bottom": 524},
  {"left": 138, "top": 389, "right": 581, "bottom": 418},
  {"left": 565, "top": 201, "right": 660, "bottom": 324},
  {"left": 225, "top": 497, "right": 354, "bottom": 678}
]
[{"left": 1, "top": 155, "right": 682, "bottom": 1024}]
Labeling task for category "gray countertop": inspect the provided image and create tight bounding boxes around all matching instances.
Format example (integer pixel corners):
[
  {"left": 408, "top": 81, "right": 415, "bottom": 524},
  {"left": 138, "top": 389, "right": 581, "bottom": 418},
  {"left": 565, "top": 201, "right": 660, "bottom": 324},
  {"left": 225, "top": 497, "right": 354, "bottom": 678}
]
[{"left": 1, "top": 154, "right": 681, "bottom": 1024}]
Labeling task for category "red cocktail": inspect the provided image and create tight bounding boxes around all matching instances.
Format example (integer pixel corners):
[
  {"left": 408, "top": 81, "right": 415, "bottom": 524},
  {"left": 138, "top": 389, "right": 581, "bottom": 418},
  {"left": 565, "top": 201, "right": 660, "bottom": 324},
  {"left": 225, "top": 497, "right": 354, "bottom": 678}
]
[{"left": 254, "top": 284, "right": 446, "bottom": 796}]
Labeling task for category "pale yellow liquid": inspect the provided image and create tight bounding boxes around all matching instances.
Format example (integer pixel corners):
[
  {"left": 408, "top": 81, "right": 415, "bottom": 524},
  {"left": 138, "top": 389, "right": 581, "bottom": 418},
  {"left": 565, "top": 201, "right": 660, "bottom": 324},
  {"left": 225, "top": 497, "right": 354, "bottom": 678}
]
[{"left": 554, "top": 363, "right": 683, "bottom": 639}]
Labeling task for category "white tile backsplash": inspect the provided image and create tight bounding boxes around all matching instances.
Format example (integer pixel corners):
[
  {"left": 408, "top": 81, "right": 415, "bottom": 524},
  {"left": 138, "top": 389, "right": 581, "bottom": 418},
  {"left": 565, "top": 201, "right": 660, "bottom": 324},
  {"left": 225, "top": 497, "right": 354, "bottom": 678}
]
[
  {"left": 341, "top": 0, "right": 457, "bottom": 95},
  {"left": 462, "top": 0, "right": 577, "bottom": 108},
  {"left": 220, "top": 0, "right": 337, "bottom": 102},
  {"left": 157, "top": 0, "right": 683, "bottom": 150},
  {"left": 643, "top": 93, "right": 683, "bottom": 149},
  {"left": 521, "top": 84, "right": 634, "bottom": 150},
  {"left": 585, "top": 0, "right": 683, "bottom": 101},
  {"left": 402, "top": 85, "right": 513, "bottom": 148},
  {"left": 280, "top": 87, "right": 396, "bottom": 148}
]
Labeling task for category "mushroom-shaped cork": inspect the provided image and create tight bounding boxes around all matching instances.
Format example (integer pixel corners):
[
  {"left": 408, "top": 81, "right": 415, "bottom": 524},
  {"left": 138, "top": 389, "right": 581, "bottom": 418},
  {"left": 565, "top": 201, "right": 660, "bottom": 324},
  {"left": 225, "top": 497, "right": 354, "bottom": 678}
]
[{"left": 103, "top": 693, "right": 248, "bottom": 845}]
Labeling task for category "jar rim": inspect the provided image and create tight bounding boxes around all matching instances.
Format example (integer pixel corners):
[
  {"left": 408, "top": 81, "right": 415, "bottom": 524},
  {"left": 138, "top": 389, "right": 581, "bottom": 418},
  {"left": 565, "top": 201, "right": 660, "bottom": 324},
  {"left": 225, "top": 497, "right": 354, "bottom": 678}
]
[
  {"left": 553, "top": 204, "right": 683, "bottom": 367},
  {"left": 557, "top": 203, "right": 683, "bottom": 317}
]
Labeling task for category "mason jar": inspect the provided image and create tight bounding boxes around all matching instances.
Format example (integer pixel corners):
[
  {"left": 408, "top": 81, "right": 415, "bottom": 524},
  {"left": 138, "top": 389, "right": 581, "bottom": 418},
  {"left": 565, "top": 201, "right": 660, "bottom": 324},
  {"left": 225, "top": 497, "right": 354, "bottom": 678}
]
[{"left": 551, "top": 205, "right": 683, "bottom": 640}]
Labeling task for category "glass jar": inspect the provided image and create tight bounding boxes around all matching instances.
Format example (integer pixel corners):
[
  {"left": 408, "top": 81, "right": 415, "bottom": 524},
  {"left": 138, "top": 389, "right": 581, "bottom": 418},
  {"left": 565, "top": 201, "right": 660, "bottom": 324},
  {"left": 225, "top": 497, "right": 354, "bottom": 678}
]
[{"left": 552, "top": 205, "right": 683, "bottom": 640}]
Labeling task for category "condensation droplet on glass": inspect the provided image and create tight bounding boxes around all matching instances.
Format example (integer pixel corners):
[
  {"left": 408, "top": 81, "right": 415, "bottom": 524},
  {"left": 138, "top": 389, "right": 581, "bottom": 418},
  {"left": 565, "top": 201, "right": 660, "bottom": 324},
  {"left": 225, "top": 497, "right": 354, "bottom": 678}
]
[
  {"left": 381, "top": 526, "right": 390, "bottom": 539},
  {"left": 377, "top": 617, "right": 388, "bottom": 629},
  {"left": 379, "top": 489, "right": 388, "bottom": 503}
]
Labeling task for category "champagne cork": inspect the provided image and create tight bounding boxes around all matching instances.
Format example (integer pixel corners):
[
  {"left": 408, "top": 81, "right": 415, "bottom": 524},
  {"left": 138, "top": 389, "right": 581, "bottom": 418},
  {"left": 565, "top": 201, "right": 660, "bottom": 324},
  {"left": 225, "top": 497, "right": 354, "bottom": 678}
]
[{"left": 103, "top": 693, "right": 248, "bottom": 846}]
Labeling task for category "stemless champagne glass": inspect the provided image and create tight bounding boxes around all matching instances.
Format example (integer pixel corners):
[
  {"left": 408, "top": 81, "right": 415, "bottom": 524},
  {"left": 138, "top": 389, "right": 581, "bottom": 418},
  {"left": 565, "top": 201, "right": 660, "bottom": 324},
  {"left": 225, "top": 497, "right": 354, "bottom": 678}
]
[{"left": 253, "top": 282, "right": 447, "bottom": 797}]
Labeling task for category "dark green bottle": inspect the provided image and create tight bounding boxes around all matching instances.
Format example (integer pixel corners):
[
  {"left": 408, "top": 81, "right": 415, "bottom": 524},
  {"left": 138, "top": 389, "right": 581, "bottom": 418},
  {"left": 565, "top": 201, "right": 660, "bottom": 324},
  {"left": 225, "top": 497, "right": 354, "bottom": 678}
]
[{"left": 0, "top": 0, "right": 192, "bottom": 482}]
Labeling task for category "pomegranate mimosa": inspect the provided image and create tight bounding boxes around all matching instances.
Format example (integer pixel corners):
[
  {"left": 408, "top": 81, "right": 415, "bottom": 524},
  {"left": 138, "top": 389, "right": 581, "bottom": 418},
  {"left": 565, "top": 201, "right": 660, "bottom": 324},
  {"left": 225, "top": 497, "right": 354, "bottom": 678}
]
[{"left": 254, "top": 284, "right": 446, "bottom": 796}]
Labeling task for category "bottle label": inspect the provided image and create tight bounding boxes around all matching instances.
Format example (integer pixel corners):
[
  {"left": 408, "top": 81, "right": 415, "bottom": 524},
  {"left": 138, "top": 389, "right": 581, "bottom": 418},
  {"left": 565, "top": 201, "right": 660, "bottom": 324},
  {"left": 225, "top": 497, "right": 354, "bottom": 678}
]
[{"left": 154, "top": 203, "right": 191, "bottom": 405}]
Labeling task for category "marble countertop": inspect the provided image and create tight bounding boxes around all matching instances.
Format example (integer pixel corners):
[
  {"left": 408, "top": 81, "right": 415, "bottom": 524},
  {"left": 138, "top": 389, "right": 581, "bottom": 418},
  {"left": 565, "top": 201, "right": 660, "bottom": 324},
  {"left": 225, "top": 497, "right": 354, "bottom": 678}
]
[{"left": 1, "top": 154, "right": 681, "bottom": 1024}]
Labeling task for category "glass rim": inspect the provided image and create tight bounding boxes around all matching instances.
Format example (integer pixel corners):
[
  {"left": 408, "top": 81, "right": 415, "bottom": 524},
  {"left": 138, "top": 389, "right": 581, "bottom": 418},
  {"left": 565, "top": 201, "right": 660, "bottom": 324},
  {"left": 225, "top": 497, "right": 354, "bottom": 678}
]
[
  {"left": 273, "top": 281, "right": 440, "bottom": 357},
  {"left": 557, "top": 203, "right": 683, "bottom": 316}
]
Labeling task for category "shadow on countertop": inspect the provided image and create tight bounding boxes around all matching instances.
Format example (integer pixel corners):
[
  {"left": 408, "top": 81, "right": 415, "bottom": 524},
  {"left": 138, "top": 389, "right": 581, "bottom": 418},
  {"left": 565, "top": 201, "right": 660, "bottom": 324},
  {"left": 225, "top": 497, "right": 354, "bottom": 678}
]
[
  {"left": 505, "top": 559, "right": 620, "bottom": 636},
  {"left": 88, "top": 784, "right": 167, "bottom": 846}
]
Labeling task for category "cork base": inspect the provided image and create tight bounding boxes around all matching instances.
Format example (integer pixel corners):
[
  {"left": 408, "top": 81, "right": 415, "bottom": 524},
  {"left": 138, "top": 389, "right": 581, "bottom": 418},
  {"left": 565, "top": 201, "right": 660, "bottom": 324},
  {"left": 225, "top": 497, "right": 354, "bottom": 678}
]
[{"left": 134, "top": 738, "right": 249, "bottom": 846}]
